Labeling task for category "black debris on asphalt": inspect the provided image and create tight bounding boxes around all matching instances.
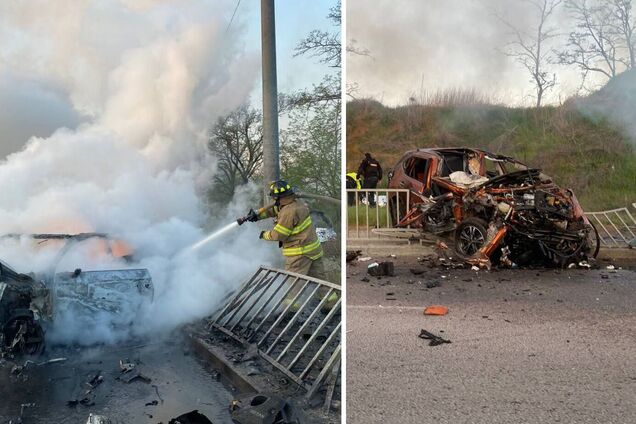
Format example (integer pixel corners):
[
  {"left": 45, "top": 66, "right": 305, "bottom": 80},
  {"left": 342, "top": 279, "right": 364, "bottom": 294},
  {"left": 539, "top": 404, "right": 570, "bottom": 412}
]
[{"left": 418, "top": 329, "right": 452, "bottom": 347}]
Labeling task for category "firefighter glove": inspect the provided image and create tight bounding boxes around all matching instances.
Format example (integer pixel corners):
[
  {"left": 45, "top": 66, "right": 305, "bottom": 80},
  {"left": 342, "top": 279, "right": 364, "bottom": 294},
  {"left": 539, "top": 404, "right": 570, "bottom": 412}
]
[
  {"left": 259, "top": 231, "right": 266, "bottom": 239},
  {"left": 246, "top": 208, "right": 258, "bottom": 222}
]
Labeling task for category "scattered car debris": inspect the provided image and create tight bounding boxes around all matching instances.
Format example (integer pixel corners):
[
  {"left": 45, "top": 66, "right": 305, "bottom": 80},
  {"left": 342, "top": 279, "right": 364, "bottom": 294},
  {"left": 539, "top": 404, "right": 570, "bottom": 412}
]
[
  {"left": 152, "top": 384, "right": 165, "bottom": 404},
  {"left": 117, "top": 358, "right": 151, "bottom": 383},
  {"left": 367, "top": 261, "right": 394, "bottom": 276},
  {"left": 119, "top": 358, "right": 136, "bottom": 373},
  {"left": 20, "top": 403, "right": 35, "bottom": 417},
  {"left": 418, "top": 329, "right": 452, "bottom": 346},
  {"left": 229, "top": 393, "right": 303, "bottom": 424},
  {"left": 357, "top": 256, "right": 372, "bottom": 262},
  {"left": 119, "top": 368, "right": 151, "bottom": 384},
  {"left": 86, "top": 414, "right": 112, "bottom": 424},
  {"left": 67, "top": 369, "right": 106, "bottom": 408},
  {"left": 409, "top": 268, "right": 426, "bottom": 275},
  {"left": 168, "top": 410, "right": 214, "bottom": 424},
  {"left": 346, "top": 250, "right": 362, "bottom": 262},
  {"left": 426, "top": 281, "right": 441, "bottom": 289},
  {"left": 87, "top": 371, "right": 104, "bottom": 389},
  {"left": 424, "top": 306, "right": 449, "bottom": 316},
  {"left": 388, "top": 148, "right": 600, "bottom": 269}
]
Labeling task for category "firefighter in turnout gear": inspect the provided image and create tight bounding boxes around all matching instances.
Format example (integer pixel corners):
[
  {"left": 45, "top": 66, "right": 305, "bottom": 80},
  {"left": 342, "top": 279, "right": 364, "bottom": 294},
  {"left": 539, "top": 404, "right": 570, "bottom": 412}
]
[{"left": 243, "top": 180, "right": 326, "bottom": 280}]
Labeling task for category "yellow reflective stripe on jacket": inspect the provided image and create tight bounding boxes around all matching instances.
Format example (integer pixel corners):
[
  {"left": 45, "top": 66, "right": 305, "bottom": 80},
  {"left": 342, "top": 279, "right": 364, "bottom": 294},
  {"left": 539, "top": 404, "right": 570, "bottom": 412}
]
[
  {"left": 282, "top": 239, "right": 322, "bottom": 256},
  {"left": 290, "top": 216, "right": 312, "bottom": 235},
  {"left": 273, "top": 223, "right": 292, "bottom": 236},
  {"left": 263, "top": 231, "right": 272, "bottom": 240},
  {"left": 308, "top": 250, "right": 324, "bottom": 260}
]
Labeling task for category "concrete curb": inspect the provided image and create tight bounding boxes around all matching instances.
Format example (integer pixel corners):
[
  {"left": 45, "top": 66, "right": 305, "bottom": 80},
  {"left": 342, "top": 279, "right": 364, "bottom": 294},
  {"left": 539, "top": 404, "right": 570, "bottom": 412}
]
[
  {"left": 347, "top": 240, "right": 636, "bottom": 261},
  {"left": 188, "top": 333, "right": 263, "bottom": 395}
]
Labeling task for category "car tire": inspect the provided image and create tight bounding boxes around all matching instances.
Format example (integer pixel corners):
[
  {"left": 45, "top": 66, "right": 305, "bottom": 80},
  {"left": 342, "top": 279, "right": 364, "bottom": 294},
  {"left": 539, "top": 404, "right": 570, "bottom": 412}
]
[
  {"left": 587, "top": 221, "right": 600, "bottom": 259},
  {"left": 454, "top": 217, "right": 489, "bottom": 259}
]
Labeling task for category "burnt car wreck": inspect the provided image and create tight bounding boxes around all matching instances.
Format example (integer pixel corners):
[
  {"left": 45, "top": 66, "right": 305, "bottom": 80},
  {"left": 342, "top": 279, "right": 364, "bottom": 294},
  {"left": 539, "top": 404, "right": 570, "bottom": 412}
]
[
  {"left": 388, "top": 148, "right": 600, "bottom": 268},
  {"left": 0, "top": 233, "right": 153, "bottom": 357}
]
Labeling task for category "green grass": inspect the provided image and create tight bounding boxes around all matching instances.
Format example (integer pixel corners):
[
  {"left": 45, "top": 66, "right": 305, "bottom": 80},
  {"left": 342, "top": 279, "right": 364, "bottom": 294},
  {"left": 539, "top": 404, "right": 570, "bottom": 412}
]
[{"left": 347, "top": 204, "right": 391, "bottom": 230}]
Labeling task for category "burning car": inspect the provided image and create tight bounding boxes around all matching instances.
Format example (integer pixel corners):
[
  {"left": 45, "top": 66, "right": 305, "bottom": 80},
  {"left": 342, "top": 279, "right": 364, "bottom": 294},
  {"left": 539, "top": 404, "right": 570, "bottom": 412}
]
[
  {"left": 0, "top": 233, "right": 153, "bottom": 357},
  {"left": 387, "top": 148, "right": 600, "bottom": 268}
]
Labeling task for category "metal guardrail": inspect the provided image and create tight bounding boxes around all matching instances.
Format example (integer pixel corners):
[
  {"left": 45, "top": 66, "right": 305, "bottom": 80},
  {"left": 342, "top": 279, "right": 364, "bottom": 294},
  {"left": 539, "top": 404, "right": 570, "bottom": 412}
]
[
  {"left": 585, "top": 205, "right": 636, "bottom": 248},
  {"left": 210, "top": 266, "right": 341, "bottom": 406},
  {"left": 346, "top": 188, "right": 411, "bottom": 240}
]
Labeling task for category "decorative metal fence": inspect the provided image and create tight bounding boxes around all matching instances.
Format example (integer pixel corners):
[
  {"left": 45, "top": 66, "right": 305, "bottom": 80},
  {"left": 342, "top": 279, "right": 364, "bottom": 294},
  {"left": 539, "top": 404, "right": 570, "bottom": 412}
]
[
  {"left": 210, "top": 266, "right": 341, "bottom": 405},
  {"left": 346, "top": 188, "right": 413, "bottom": 241},
  {"left": 585, "top": 205, "right": 636, "bottom": 248}
]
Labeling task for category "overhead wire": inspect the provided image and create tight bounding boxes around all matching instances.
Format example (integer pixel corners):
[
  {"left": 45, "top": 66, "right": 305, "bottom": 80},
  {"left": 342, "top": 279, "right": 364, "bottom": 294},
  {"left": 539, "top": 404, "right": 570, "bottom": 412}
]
[{"left": 226, "top": 0, "right": 242, "bottom": 33}]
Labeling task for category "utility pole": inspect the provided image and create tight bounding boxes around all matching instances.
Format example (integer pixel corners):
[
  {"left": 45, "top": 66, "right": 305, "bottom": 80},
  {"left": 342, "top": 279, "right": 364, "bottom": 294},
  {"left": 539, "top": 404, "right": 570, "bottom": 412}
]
[{"left": 261, "top": 0, "right": 280, "bottom": 204}]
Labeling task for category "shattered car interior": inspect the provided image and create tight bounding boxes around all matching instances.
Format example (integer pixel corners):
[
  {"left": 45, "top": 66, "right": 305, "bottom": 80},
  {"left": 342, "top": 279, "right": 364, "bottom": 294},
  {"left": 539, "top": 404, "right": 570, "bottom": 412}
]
[
  {"left": 0, "top": 233, "right": 154, "bottom": 358},
  {"left": 388, "top": 148, "right": 600, "bottom": 268}
]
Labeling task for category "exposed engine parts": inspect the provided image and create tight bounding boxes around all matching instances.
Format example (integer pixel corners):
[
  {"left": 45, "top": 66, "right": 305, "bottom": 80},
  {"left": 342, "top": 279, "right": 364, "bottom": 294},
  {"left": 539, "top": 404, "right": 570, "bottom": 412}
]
[{"left": 389, "top": 148, "right": 600, "bottom": 269}]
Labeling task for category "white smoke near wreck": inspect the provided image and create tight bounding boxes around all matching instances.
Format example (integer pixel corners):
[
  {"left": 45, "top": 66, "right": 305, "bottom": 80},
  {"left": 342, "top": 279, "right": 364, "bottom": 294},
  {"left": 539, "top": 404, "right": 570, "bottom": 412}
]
[{"left": 0, "top": 0, "right": 278, "bottom": 344}]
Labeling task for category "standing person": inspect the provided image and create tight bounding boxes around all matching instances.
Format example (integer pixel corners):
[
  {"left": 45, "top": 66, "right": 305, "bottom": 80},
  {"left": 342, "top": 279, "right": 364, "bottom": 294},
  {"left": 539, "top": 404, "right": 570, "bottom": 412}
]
[
  {"left": 243, "top": 180, "right": 325, "bottom": 280},
  {"left": 346, "top": 171, "right": 361, "bottom": 206},
  {"left": 357, "top": 153, "right": 383, "bottom": 207}
]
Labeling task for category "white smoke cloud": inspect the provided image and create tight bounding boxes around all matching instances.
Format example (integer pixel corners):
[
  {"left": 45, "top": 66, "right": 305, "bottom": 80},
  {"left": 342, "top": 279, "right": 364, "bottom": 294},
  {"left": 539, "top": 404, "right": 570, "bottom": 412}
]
[
  {"left": 346, "top": 0, "right": 605, "bottom": 106},
  {"left": 0, "top": 0, "right": 278, "bottom": 345}
]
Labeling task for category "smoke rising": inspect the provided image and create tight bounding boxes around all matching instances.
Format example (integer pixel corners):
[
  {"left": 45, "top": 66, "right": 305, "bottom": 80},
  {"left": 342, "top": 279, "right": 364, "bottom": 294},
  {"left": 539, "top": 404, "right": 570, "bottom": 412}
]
[
  {"left": 0, "top": 0, "right": 277, "bottom": 344},
  {"left": 346, "top": 0, "right": 605, "bottom": 106}
]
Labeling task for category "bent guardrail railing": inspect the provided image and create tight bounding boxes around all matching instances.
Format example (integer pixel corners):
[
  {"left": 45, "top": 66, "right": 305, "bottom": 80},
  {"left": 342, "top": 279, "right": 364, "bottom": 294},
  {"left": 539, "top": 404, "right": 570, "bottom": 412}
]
[
  {"left": 210, "top": 266, "right": 341, "bottom": 409},
  {"left": 585, "top": 206, "right": 636, "bottom": 248}
]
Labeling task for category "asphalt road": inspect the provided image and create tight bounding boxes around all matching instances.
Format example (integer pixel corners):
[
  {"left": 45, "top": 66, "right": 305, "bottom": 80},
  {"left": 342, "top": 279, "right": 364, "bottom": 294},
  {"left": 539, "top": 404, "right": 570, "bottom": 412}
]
[
  {"left": 346, "top": 257, "right": 636, "bottom": 424},
  {"left": 0, "top": 332, "right": 234, "bottom": 424}
]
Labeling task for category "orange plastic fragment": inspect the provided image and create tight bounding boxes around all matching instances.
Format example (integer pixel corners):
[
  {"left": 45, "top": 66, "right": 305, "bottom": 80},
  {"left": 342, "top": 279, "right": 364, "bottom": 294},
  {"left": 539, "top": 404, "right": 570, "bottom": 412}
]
[{"left": 424, "top": 305, "right": 449, "bottom": 316}]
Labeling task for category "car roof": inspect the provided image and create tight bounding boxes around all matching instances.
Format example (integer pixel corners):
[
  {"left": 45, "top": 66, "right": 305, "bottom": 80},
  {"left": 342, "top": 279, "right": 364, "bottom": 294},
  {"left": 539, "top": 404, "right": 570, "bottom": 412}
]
[{"left": 401, "top": 147, "right": 514, "bottom": 160}]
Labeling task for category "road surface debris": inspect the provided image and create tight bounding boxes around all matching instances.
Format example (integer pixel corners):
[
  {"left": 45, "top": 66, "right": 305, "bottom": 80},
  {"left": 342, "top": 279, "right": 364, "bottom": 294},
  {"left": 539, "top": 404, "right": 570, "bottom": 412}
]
[{"left": 418, "top": 329, "right": 452, "bottom": 346}]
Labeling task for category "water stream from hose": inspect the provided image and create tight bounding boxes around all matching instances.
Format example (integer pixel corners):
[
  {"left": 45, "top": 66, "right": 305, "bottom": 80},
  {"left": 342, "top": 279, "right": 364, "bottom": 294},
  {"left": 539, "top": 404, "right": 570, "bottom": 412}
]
[{"left": 188, "top": 221, "right": 240, "bottom": 252}]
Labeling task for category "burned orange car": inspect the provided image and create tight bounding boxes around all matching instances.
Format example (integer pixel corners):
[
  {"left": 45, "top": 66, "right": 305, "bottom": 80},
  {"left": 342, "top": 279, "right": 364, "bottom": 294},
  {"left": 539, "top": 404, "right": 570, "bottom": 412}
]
[{"left": 387, "top": 148, "right": 599, "bottom": 268}]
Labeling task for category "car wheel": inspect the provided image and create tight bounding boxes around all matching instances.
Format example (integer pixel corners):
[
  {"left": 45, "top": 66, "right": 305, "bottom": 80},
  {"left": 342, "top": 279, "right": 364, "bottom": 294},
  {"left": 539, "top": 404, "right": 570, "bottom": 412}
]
[
  {"left": 587, "top": 221, "right": 600, "bottom": 258},
  {"left": 455, "top": 217, "right": 488, "bottom": 259}
]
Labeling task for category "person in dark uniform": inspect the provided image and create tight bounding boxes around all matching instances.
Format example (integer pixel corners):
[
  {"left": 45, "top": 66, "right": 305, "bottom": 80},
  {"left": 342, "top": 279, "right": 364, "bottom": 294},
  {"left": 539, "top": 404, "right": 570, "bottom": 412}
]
[{"left": 357, "top": 153, "right": 383, "bottom": 207}]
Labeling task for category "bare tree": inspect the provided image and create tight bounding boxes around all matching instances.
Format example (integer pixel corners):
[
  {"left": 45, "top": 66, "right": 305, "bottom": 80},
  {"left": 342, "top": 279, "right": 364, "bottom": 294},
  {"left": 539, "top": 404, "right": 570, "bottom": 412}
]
[
  {"left": 281, "top": 1, "right": 342, "bottom": 112},
  {"left": 557, "top": 0, "right": 636, "bottom": 86},
  {"left": 294, "top": 1, "right": 341, "bottom": 68},
  {"left": 608, "top": 0, "right": 636, "bottom": 68},
  {"left": 501, "top": 0, "right": 562, "bottom": 107},
  {"left": 208, "top": 105, "right": 263, "bottom": 200},
  {"left": 557, "top": 0, "right": 621, "bottom": 82}
]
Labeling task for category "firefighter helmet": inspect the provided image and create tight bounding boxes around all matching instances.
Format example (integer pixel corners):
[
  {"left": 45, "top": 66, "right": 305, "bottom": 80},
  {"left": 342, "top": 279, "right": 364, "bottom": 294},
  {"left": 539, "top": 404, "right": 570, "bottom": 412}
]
[{"left": 269, "top": 180, "right": 295, "bottom": 199}]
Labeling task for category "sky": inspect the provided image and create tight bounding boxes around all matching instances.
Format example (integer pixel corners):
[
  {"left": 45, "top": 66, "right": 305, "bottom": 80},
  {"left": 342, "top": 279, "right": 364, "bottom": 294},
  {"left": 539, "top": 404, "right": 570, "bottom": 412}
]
[
  {"left": 0, "top": 0, "right": 336, "bottom": 158},
  {"left": 346, "top": 0, "right": 608, "bottom": 107}
]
